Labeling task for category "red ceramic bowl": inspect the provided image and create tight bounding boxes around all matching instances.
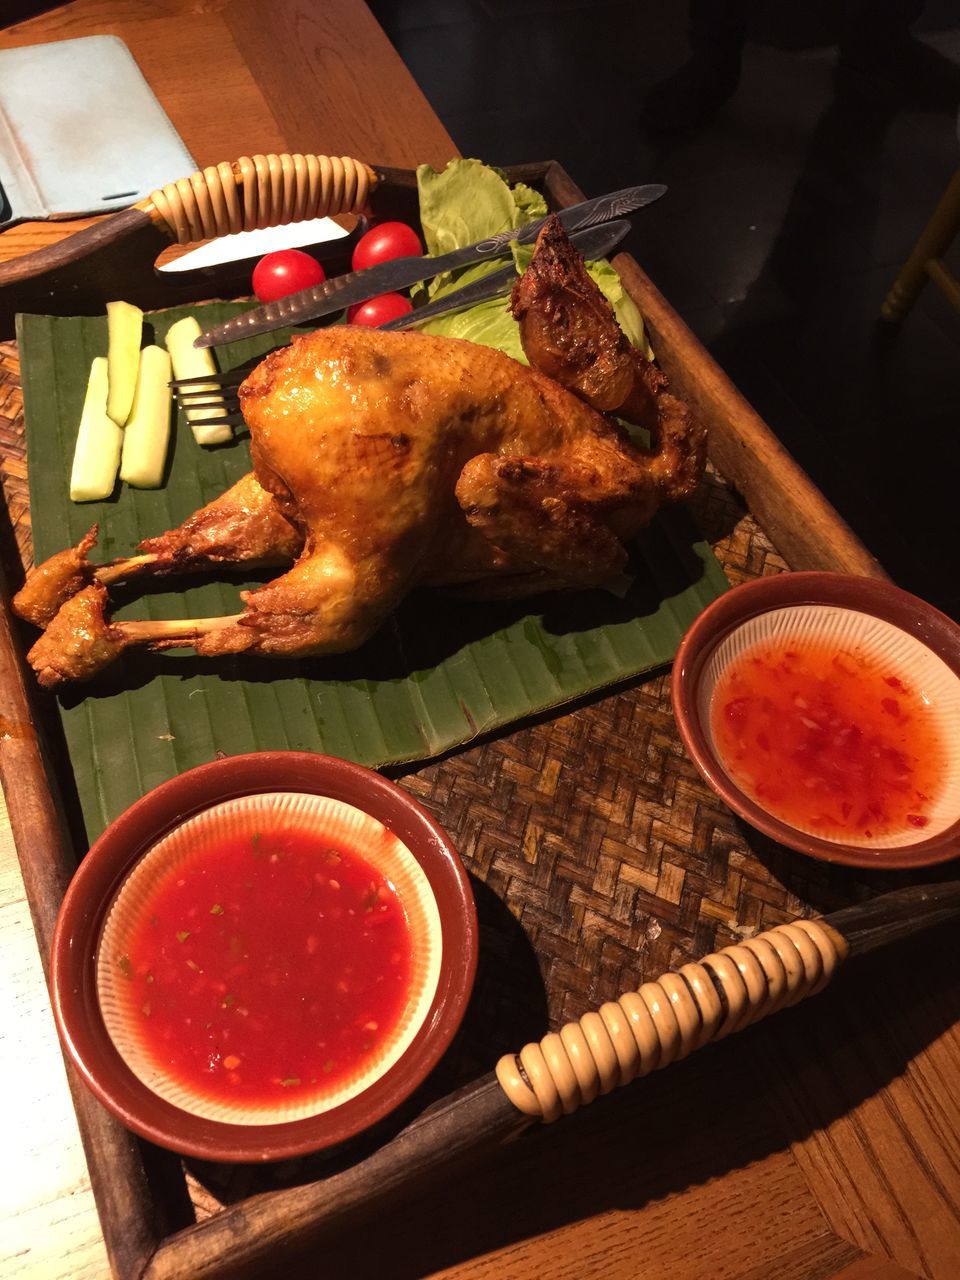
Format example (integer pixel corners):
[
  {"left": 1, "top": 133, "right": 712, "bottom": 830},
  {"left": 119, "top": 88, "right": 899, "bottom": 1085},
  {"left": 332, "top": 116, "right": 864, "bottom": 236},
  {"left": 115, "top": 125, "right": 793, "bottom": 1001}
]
[
  {"left": 51, "top": 752, "right": 477, "bottom": 1162},
  {"left": 672, "top": 573, "right": 960, "bottom": 869}
]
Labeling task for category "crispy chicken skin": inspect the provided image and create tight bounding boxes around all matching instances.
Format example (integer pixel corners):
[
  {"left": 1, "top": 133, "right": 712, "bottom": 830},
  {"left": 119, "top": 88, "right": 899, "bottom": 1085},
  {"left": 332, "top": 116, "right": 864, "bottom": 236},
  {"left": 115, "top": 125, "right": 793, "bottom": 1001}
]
[
  {"left": 511, "top": 215, "right": 706, "bottom": 502},
  {"left": 197, "top": 325, "right": 666, "bottom": 658},
  {"left": 28, "top": 584, "right": 124, "bottom": 688},
  {"left": 512, "top": 219, "right": 663, "bottom": 428},
  {"left": 19, "top": 219, "right": 707, "bottom": 684},
  {"left": 14, "top": 525, "right": 98, "bottom": 628},
  {"left": 136, "top": 470, "right": 301, "bottom": 568}
]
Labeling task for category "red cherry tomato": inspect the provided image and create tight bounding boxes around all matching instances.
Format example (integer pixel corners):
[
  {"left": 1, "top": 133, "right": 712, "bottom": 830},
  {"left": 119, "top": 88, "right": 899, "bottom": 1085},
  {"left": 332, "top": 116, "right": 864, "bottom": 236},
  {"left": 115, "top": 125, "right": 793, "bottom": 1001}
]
[
  {"left": 351, "top": 221, "right": 422, "bottom": 271},
  {"left": 251, "top": 249, "right": 326, "bottom": 302},
  {"left": 346, "top": 293, "right": 414, "bottom": 327}
]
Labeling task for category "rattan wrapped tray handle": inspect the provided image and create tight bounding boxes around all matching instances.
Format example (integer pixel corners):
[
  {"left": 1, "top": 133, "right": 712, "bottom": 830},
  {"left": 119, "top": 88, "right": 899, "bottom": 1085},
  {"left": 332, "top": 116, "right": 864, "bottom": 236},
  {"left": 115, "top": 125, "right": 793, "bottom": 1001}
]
[
  {"left": 0, "top": 151, "right": 382, "bottom": 336},
  {"left": 496, "top": 918, "right": 848, "bottom": 1121},
  {"left": 130, "top": 882, "right": 960, "bottom": 1280},
  {"left": 137, "top": 153, "right": 378, "bottom": 245}
]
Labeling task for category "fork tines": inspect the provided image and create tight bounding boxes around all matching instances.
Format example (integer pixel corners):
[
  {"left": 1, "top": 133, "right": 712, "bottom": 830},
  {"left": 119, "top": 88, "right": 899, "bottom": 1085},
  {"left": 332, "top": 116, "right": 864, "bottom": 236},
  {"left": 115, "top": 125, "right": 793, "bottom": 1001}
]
[
  {"left": 169, "top": 379, "right": 241, "bottom": 427},
  {"left": 168, "top": 364, "right": 246, "bottom": 423},
  {"left": 171, "top": 402, "right": 243, "bottom": 429},
  {"left": 175, "top": 387, "right": 238, "bottom": 404},
  {"left": 192, "top": 410, "right": 245, "bottom": 428},
  {"left": 168, "top": 367, "right": 247, "bottom": 389}
]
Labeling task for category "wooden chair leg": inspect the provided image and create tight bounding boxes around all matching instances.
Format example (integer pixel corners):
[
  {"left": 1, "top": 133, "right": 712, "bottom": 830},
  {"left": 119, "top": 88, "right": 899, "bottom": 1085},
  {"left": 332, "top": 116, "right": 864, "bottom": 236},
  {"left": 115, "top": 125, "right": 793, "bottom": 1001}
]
[{"left": 880, "top": 168, "right": 960, "bottom": 322}]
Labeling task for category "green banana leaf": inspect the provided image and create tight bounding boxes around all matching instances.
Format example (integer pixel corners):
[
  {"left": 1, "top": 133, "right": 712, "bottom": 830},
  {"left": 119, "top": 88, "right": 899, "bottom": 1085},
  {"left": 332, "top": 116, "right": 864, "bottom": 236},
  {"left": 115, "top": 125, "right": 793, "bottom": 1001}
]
[{"left": 18, "top": 303, "right": 727, "bottom": 844}]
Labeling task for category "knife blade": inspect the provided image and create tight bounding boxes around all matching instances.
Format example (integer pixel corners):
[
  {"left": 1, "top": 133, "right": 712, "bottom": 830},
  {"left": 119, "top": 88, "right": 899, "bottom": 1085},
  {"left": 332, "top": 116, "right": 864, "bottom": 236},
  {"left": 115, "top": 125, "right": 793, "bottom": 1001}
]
[
  {"left": 194, "top": 183, "right": 666, "bottom": 348},
  {"left": 377, "top": 218, "right": 632, "bottom": 331}
]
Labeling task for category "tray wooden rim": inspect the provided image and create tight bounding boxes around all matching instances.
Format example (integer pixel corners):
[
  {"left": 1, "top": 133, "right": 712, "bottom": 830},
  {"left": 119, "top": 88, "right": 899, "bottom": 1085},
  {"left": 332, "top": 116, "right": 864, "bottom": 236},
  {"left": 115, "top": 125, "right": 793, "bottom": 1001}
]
[{"left": 0, "top": 158, "right": 888, "bottom": 1280}]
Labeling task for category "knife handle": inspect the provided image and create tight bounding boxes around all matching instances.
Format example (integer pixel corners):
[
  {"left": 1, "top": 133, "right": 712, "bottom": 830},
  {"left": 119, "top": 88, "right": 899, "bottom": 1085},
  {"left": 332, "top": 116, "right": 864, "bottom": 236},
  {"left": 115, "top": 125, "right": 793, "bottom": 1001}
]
[
  {"left": 136, "top": 153, "right": 378, "bottom": 245},
  {"left": 0, "top": 152, "right": 381, "bottom": 338}
]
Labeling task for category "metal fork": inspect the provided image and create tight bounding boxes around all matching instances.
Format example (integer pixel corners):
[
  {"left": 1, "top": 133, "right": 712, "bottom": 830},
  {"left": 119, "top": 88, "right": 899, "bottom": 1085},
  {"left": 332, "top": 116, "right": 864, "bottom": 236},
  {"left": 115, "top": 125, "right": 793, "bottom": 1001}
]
[{"left": 169, "top": 368, "right": 246, "bottom": 427}]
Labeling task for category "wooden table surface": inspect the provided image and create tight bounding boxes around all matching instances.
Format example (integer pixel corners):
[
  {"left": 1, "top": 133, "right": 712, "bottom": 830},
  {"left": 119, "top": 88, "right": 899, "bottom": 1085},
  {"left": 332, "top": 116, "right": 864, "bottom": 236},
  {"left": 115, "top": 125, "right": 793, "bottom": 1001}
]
[{"left": 0, "top": 4, "right": 957, "bottom": 1279}]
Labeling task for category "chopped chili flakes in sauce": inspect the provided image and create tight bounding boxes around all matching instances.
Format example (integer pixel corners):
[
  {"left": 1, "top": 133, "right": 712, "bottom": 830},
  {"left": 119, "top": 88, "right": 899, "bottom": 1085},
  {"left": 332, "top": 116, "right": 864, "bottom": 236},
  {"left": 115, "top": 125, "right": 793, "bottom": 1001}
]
[
  {"left": 117, "top": 829, "right": 413, "bottom": 1105},
  {"left": 710, "top": 639, "right": 944, "bottom": 839}
]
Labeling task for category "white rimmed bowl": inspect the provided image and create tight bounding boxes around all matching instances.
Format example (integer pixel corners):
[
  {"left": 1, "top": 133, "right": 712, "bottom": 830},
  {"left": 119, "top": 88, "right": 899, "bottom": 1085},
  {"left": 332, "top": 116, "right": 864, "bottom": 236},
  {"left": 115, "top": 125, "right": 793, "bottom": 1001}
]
[
  {"left": 672, "top": 573, "right": 960, "bottom": 868},
  {"left": 97, "top": 792, "right": 444, "bottom": 1126},
  {"left": 52, "top": 752, "right": 477, "bottom": 1162}
]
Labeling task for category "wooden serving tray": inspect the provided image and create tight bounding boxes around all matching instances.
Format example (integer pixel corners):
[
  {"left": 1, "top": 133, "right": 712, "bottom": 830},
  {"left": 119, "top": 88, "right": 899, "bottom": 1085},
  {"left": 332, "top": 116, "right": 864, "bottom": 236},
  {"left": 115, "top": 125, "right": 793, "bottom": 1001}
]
[{"left": 0, "top": 161, "right": 942, "bottom": 1280}]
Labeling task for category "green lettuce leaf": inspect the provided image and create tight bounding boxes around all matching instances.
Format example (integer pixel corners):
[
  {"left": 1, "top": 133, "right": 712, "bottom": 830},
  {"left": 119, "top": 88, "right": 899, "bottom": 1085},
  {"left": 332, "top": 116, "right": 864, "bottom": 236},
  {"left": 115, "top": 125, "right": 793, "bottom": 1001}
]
[
  {"left": 413, "top": 159, "right": 653, "bottom": 360},
  {"left": 416, "top": 160, "right": 547, "bottom": 258},
  {"left": 588, "top": 260, "right": 654, "bottom": 358},
  {"left": 418, "top": 295, "right": 528, "bottom": 364}
]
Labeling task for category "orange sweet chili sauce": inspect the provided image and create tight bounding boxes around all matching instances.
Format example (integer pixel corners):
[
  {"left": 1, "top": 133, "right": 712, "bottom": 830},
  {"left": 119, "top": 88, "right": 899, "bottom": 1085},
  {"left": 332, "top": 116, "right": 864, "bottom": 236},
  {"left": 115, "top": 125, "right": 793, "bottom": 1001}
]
[{"left": 710, "top": 638, "right": 945, "bottom": 840}]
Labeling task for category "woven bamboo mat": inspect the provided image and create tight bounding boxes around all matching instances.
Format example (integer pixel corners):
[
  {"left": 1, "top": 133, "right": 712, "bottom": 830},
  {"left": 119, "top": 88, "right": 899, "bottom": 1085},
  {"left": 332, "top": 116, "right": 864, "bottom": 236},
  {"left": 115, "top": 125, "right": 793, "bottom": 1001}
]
[
  {"left": 0, "top": 337, "right": 919, "bottom": 1037},
  {"left": 8, "top": 331, "right": 942, "bottom": 1216}
]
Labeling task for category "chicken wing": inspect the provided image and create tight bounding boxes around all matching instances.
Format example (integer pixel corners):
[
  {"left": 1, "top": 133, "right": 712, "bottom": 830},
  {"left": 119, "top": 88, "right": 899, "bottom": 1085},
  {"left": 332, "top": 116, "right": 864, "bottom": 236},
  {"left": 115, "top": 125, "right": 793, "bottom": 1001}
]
[{"left": 511, "top": 214, "right": 706, "bottom": 502}]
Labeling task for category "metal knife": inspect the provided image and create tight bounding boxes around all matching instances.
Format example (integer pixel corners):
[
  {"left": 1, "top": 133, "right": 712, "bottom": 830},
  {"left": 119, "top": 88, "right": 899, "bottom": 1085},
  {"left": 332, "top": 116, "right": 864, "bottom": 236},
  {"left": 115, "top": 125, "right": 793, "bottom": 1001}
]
[
  {"left": 378, "top": 218, "right": 632, "bottom": 331},
  {"left": 194, "top": 183, "right": 666, "bottom": 348}
]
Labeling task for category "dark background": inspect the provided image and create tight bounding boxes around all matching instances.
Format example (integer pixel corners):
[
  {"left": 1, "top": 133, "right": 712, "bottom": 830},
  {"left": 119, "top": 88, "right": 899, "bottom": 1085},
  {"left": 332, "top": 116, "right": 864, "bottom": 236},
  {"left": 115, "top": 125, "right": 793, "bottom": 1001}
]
[{"left": 369, "top": 0, "right": 960, "bottom": 618}]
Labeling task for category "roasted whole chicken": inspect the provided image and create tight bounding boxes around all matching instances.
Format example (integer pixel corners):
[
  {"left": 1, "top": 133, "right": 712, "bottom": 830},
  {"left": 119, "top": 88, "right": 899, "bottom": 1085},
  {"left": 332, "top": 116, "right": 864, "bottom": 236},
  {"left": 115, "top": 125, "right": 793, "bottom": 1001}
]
[{"left": 18, "top": 218, "right": 706, "bottom": 687}]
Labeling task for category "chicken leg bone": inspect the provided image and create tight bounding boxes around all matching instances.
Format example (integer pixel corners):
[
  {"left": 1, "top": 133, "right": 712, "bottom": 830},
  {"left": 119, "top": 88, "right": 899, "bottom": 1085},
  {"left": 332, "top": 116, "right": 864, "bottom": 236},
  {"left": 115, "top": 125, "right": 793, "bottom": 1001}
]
[
  {"left": 13, "top": 472, "right": 301, "bottom": 629},
  {"left": 27, "top": 584, "right": 241, "bottom": 688}
]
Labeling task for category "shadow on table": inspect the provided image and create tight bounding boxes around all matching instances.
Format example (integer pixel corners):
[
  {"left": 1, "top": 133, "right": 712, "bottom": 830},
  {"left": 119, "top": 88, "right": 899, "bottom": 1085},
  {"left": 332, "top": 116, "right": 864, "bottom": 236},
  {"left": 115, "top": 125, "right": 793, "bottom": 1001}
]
[
  {"left": 161, "top": 904, "right": 960, "bottom": 1279},
  {"left": 275, "top": 916, "right": 958, "bottom": 1279}
]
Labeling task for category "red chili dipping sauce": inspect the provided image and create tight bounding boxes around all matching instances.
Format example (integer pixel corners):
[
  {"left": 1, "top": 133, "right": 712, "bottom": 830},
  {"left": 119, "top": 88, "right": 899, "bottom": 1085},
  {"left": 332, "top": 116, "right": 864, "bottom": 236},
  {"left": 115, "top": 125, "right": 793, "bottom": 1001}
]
[
  {"left": 710, "top": 638, "right": 945, "bottom": 839},
  {"left": 114, "top": 827, "right": 413, "bottom": 1106}
]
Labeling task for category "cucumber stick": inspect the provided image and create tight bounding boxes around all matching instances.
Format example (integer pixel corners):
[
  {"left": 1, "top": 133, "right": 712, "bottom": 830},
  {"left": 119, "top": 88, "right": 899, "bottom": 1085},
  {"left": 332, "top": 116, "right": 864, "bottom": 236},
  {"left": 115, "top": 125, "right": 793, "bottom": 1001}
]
[
  {"left": 70, "top": 358, "right": 123, "bottom": 502},
  {"left": 105, "top": 300, "right": 143, "bottom": 425},
  {"left": 165, "top": 316, "right": 232, "bottom": 445},
  {"left": 120, "top": 346, "right": 172, "bottom": 487}
]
